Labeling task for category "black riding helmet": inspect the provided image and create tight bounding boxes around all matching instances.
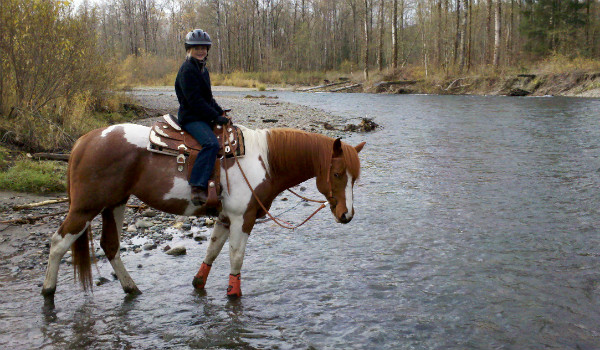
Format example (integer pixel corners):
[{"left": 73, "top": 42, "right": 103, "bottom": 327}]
[{"left": 185, "top": 29, "right": 212, "bottom": 51}]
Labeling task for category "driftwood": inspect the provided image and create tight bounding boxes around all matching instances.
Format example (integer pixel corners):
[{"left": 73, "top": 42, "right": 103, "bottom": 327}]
[
  {"left": 12, "top": 197, "right": 69, "bottom": 210},
  {"left": 0, "top": 210, "right": 69, "bottom": 224},
  {"left": 127, "top": 203, "right": 148, "bottom": 210},
  {"left": 330, "top": 84, "right": 362, "bottom": 92},
  {"left": 29, "top": 153, "right": 70, "bottom": 162},
  {"left": 11, "top": 197, "right": 146, "bottom": 211},
  {"left": 375, "top": 80, "right": 419, "bottom": 87},
  {"left": 297, "top": 81, "right": 347, "bottom": 92}
]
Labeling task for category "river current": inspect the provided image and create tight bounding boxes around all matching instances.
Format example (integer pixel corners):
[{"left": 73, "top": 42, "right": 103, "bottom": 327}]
[{"left": 1, "top": 92, "right": 599, "bottom": 349}]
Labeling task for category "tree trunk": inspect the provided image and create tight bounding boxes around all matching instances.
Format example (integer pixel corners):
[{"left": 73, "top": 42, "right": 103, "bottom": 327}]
[
  {"left": 454, "top": 0, "right": 461, "bottom": 66},
  {"left": 364, "top": 0, "right": 370, "bottom": 80},
  {"left": 493, "top": 0, "right": 501, "bottom": 68},
  {"left": 486, "top": 0, "right": 493, "bottom": 64},
  {"left": 459, "top": 0, "right": 467, "bottom": 72},
  {"left": 392, "top": 0, "right": 398, "bottom": 69},
  {"left": 215, "top": 0, "right": 224, "bottom": 73},
  {"left": 377, "top": 0, "right": 385, "bottom": 71}
]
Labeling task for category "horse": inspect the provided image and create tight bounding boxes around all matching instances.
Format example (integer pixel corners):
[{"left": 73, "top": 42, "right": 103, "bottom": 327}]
[{"left": 41, "top": 122, "right": 365, "bottom": 299}]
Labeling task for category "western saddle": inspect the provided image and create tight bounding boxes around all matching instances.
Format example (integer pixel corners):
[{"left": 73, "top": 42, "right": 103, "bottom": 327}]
[{"left": 147, "top": 114, "right": 245, "bottom": 207}]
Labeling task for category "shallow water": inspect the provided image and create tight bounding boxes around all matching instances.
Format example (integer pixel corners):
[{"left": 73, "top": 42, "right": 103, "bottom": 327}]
[{"left": 1, "top": 93, "right": 600, "bottom": 349}]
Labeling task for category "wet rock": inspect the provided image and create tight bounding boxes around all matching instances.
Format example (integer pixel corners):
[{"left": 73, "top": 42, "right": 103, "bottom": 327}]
[
  {"left": 323, "top": 122, "right": 335, "bottom": 130},
  {"left": 143, "top": 243, "right": 157, "bottom": 251},
  {"left": 135, "top": 219, "right": 152, "bottom": 229},
  {"left": 137, "top": 264, "right": 143, "bottom": 268},
  {"left": 358, "top": 118, "right": 379, "bottom": 132},
  {"left": 204, "top": 218, "right": 215, "bottom": 227},
  {"left": 507, "top": 88, "right": 530, "bottom": 96},
  {"left": 172, "top": 222, "right": 184, "bottom": 230},
  {"left": 166, "top": 246, "right": 186, "bottom": 256},
  {"left": 163, "top": 245, "right": 171, "bottom": 252},
  {"left": 96, "top": 276, "right": 110, "bottom": 286},
  {"left": 181, "top": 223, "right": 192, "bottom": 231},
  {"left": 194, "top": 234, "right": 207, "bottom": 242},
  {"left": 141, "top": 209, "right": 157, "bottom": 217}
]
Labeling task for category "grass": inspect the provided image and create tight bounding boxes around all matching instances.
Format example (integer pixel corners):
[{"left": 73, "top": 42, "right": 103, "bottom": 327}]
[{"left": 0, "top": 158, "right": 67, "bottom": 193}]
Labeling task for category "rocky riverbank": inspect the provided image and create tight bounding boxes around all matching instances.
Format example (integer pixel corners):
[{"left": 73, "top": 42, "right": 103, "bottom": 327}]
[
  {"left": 304, "top": 72, "right": 600, "bottom": 98},
  {"left": 128, "top": 87, "right": 373, "bottom": 137}
]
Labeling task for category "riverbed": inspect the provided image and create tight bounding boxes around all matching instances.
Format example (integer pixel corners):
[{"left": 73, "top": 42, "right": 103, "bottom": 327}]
[{"left": 1, "top": 90, "right": 599, "bottom": 349}]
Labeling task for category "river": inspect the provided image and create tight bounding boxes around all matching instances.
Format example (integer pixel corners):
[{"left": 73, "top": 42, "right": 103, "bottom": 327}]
[{"left": 1, "top": 92, "right": 599, "bottom": 349}]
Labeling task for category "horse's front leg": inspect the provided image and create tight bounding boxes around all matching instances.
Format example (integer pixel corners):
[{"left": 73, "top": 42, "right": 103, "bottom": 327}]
[
  {"left": 192, "top": 214, "right": 230, "bottom": 289},
  {"left": 227, "top": 216, "right": 251, "bottom": 298}
]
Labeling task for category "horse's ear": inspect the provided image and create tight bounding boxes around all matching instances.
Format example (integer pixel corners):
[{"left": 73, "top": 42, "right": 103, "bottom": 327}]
[
  {"left": 355, "top": 141, "right": 366, "bottom": 153},
  {"left": 332, "top": 138, "right": 343, "bottom": 158}
]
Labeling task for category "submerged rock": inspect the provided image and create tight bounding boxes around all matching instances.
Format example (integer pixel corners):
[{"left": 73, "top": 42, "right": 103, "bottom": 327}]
[
  {"left": 96, "top": 276, "right": 110, "bottom": 286},
  {"left": 135, "top": 219, "right": 152, "bottom": 229},
  {"left": 166, "top": 246, "right": 186, "bottom": 256}
]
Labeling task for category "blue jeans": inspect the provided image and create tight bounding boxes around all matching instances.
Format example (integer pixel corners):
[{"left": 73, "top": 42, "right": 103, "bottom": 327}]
[{"left": 181, "top": 121, "right": 219, "bottom": 188}]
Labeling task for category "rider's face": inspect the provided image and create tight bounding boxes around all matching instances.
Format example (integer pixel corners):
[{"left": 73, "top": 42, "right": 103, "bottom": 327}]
[{"left": 190, "top": 46, "right": 208, "bottom": 61}]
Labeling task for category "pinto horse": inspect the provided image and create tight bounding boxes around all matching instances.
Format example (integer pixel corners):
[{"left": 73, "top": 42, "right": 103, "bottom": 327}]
[{"left": 41, "top": 123, "right": 365, "bottom": 299}]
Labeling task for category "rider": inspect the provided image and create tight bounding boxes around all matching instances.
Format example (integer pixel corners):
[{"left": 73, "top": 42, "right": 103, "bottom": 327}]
[{"left": 175, "top": 29, "right": 230, "bottom": 205}]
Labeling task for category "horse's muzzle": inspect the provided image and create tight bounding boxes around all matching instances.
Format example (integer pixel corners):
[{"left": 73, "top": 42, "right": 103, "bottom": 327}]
[{"left": 337, "top": 210, "right": 353, "bottom": 224}]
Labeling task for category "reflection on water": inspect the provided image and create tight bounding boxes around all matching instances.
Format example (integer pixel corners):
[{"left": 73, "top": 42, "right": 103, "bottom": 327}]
[{"left": 1, "top": 93, "right": 600, "bottom": 349}]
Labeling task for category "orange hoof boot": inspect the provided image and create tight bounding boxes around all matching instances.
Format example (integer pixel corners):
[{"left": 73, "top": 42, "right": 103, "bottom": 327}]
[
  {"left": 227, "top": 273, "right": 242, "bottom": 297},
  {"left": 192, "top": 262, "right": 212, "bottom": 289}
]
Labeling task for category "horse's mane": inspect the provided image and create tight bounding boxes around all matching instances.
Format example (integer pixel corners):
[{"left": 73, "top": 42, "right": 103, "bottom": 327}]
[{"left": 266, "top": 128, "right": 361, "bottom": 179}]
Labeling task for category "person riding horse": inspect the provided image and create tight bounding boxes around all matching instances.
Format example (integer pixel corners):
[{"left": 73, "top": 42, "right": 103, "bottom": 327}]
[{"left": 175, "top": 29, "right": 230, "bottom": 205}]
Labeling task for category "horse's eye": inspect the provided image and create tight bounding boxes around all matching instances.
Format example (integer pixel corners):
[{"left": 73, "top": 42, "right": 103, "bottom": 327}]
[{"left": 333, "top": 173, "right": 341, "bottom": 178}]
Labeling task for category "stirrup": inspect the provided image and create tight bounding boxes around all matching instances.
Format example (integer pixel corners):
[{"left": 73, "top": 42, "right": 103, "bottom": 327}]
[{"left": 204, "top": 180, "right": 220, "bottom": 208}]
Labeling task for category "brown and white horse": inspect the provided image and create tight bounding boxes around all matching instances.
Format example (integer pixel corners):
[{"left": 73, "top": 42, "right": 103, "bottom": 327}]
[{"left": 41, "top": 123, "right": 365, "bottom": 299}]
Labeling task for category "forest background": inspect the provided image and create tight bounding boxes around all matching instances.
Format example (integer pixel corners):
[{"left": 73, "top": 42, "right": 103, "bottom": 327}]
[{"left": 0, "top": 0, "right": 599, "bottom": 183}]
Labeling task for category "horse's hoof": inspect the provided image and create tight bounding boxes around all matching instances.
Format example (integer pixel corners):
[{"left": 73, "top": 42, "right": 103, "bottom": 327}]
[
  {"left": 124, "top": 287, "right": 142, "bottom": 295},
  {"left": 193, "top": 262, "right": 212, "bottom": 289},
  {"left": 226, "top": 291, "right": 242, "bottom": 298},
  {"left": 41, "top": 287, "right": 56, "bottom": 297},
  {"left": 192, "top": 276, "right": 206, "bottom": 289},
  {"left": 226, "top": 273, "right": 242, "bottom": 298}
]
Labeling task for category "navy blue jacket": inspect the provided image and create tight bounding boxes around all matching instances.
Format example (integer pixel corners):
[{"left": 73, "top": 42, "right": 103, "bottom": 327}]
[{"left": 175, "top": 57, "right": 223, "bottom": 126}]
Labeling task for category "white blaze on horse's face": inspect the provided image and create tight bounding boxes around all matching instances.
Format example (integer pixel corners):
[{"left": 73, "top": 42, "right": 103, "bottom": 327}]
[{"left": 326, "top": 139, "right": 365, "bottom": 224}]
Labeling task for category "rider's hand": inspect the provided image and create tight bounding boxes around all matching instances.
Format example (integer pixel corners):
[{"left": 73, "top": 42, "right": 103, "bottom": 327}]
[{"left": 215, "top": 115, "right": 230, "bottom": 125}]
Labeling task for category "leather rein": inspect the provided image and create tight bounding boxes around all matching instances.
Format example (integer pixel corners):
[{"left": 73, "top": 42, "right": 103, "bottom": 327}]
[{"left": 220, "top": 122, "right": 328, "bottom": 230}]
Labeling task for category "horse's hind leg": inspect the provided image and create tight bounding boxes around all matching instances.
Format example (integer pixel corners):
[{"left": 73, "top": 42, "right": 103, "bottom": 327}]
[
  {"left": 42, "top": 211, "right": 95, "bottom": 297},
  {"left": 100, "top": 203, "right": 141, "bottom": 295}
]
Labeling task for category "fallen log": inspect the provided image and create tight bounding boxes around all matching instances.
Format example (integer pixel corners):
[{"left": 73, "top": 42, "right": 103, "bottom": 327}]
[
  {"left": 330, "top": 84, "right": 362, "bottom": 92},
  {"left": 1, "top": 210, "right": 69, "bottom": 224},
  {"left": 297, "top": 81, "right": 347, "bottom": 92},
  {"left": 29, "top": 153, "right": 70, "bottom": 162},
  {"left": 12, "top": 197, "right": 69, "bottom": 210}
]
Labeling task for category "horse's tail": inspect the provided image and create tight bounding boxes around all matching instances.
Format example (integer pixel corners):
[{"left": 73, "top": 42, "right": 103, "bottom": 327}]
[
  {"left": 71, "top": 225, "right": 93, "bottom": 291},
  {"left": 67, "top": 138, "right": 93, "bottom": 291}
]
